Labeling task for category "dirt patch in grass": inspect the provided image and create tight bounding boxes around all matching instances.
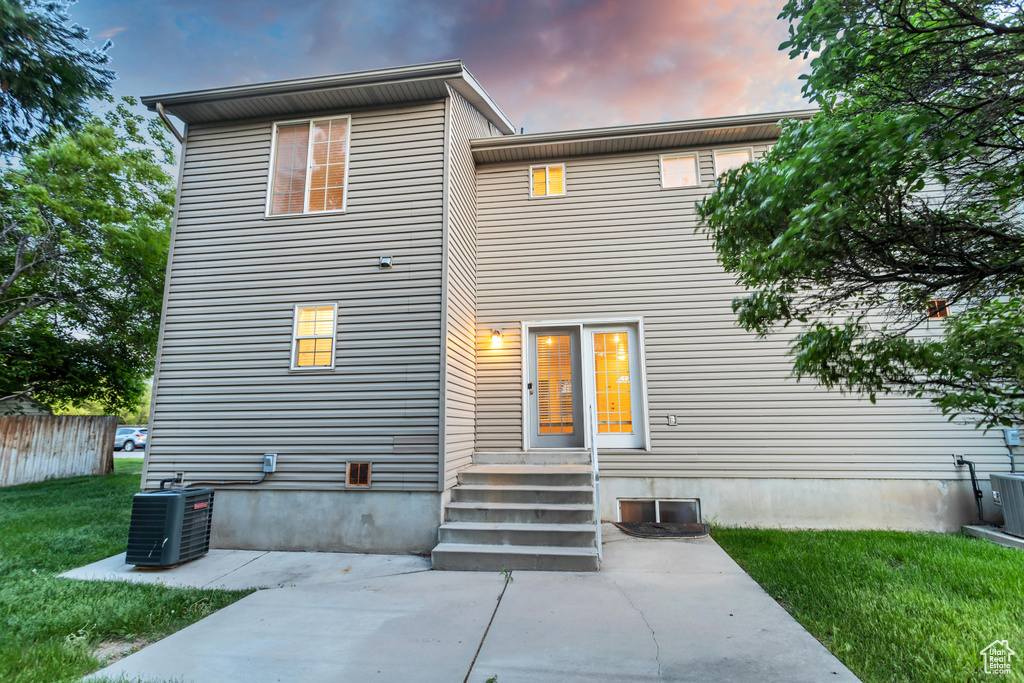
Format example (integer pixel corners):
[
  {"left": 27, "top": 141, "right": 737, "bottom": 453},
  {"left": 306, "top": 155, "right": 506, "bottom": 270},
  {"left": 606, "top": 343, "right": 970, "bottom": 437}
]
[{"left": 92, "top": 637, "right": 149, "bottom": 665}]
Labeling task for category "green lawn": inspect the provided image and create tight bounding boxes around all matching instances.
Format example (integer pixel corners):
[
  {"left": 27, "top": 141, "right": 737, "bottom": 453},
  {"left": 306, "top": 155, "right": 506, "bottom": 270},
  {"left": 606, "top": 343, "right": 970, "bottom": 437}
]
[
  {"left": 713, "top": 528, "right": 1024, "bottom": 682},
  {"left": 0, "top": 458, "right": 252, "bottom": 683}
]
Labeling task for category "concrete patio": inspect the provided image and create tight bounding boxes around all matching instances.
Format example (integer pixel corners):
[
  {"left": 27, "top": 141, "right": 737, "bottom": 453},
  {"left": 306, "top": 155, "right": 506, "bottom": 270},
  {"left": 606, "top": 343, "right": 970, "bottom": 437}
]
[{"left": 69, "top": 525, "right": 859, "bottom": 682}]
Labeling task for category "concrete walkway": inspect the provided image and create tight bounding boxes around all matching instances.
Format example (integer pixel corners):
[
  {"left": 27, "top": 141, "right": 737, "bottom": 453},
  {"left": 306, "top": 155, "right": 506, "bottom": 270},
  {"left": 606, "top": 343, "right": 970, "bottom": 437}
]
[{"left": 74, "top": 525, "right": 859, "bottom": 682}]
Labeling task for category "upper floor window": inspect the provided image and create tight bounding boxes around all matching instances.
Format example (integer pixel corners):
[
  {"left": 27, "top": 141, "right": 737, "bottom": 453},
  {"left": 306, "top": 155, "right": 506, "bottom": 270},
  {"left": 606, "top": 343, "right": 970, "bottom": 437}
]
[
  {"left": 530, "top": 163, "right": 565, "bottom": 197},
  {"left": 660, "top": 153, "right": 699, "bottom": 188},
  {"left": 713, "top": 148, "right": 753, "bottom": 178},
  {"left": 268, "top": 116, "right": 351, "bottom": 216},
  {"left": 927, "top": 299, "right": 949, "bottom": 320},
  {"left": 292, "top": 304, "right": 337, "bottom": 369}
]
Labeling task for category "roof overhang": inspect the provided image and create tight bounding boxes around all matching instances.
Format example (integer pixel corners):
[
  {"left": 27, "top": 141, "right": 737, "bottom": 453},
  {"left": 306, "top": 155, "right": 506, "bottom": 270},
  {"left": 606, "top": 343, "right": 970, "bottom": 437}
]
[
  {"left": 469, "top": 109, "right": 818, "bottom": 164},
  {"left": 141, "top": 60, "right": 516, "bottom": 135}
]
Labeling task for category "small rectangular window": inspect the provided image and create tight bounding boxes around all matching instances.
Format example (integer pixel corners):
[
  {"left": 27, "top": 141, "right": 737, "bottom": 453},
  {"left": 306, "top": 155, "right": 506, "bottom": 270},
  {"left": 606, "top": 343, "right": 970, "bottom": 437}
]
[
  {"left": 530, "top": 163, "right": 566, "bottom": 197},
  {"left": 292, "top": 304, "right": 336, "bottom": 369},
  {"left": 927, "top": 299, "right": 949, "bottom": 320},
  {"left": 268, "top": 116, "right": 351, "bottom": 216},
  {"left": 713, "top": 148, "right": 753, "bottom": 178},
  {"left": 347, "top": 462, "right": 371, "bottom": 487},
  {"left": 660, "top": 153, "right": 699, "bottom": 188}
]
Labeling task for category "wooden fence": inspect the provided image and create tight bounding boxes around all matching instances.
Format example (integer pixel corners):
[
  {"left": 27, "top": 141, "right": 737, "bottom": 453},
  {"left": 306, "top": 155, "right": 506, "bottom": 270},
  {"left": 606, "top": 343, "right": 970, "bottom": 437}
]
[{"left": 0, "top": 415, "right": 119, "bottom": 487}]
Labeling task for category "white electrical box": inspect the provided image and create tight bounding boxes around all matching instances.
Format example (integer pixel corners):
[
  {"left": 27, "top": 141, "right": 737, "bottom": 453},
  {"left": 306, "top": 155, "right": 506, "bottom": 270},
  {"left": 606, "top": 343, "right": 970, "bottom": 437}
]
[
  {"left": 263, "top": 453, "right": 277, "bottom": 473},
  {"left": 1006, "top": 429, "right": 1021, "bottom": 447}
]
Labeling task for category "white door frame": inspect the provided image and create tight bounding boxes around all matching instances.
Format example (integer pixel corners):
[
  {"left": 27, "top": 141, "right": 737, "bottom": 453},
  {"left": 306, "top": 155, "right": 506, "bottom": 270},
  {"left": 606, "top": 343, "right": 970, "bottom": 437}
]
[{"left": 521, "top": 317, "right": 651, "bottom": 452}]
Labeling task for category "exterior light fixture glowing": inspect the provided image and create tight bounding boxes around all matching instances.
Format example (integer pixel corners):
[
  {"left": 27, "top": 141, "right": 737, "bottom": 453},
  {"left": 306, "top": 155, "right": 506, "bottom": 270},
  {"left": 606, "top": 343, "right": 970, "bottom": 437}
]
[{"left": 491, "top": 329, "right": 503, "bottom": 347}]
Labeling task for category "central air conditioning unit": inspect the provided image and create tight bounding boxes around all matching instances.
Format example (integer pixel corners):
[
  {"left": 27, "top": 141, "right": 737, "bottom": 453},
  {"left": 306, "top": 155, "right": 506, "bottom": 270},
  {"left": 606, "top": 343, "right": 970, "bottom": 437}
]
[
  {"left": 990, "top": 474, "right": 1024, "bottom": 538},
  {"left": 126, "top": 487, "right": 215, "bottom": 567}
]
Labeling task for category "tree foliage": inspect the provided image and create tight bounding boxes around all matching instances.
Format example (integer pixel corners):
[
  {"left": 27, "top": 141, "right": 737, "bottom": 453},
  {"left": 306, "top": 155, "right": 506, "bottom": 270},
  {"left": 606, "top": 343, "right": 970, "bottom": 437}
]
[
  {"left": 0, "top": 0, "right": 114, "bottom": 153},
  {"left": 0, "top": 99, "right": 175, "bottom": 413},
  {"left": 698, "top": 0, "right": 1024, "bottom": 428}
]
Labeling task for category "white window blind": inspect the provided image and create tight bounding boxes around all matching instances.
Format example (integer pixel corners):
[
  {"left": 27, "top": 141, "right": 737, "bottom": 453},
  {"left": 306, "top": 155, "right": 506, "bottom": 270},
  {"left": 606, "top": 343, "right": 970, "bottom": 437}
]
[{"left": 269, "top": 116, "right": 351, "bottom": 215}]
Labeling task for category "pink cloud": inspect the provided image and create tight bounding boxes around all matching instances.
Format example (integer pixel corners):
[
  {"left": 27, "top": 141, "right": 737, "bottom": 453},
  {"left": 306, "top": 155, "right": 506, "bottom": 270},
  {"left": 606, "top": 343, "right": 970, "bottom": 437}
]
[
  {"left": 438, "top": 0, "right": 809, "bottom": 131},
  {"left": 96, "top": 26, "right": 127, "bottom": 40}
]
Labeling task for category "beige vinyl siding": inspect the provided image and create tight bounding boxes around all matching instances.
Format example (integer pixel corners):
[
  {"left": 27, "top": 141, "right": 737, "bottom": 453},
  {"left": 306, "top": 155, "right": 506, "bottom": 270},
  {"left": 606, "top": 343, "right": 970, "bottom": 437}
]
[
  {"left": 441, "top": 89, "right": 501, "bottom": 489},
  {"left": 475, "top": 145, "right": 1010, "bottom": 479},
  {"left": 146, "top": 101, "right": 447, "bottom": 491}
]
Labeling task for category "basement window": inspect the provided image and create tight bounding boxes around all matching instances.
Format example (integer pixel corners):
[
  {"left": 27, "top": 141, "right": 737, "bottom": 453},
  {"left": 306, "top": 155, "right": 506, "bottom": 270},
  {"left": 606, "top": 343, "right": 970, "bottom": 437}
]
[
  {"left": 530, "top": 163, "right": 566, "bottom": 197},
  {"left": 618, "top": 499, "right": 700, "bottom": 524},
  {"left": 347, "top": 462, "right": 371, "bottom": 487},
  {"left": 927, "top": 299, "right": 949, "bottom": 320},
  {"left": 267, "top": 115, "right": 351, "bottom": 216}
]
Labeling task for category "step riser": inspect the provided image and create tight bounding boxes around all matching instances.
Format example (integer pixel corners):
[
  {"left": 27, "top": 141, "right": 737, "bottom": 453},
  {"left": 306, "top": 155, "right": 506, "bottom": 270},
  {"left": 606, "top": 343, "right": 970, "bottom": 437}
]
[
  {"left": 446, "top": 507, "right": 594, "bottom": 525},
  {"left": 452, "top": 488, "right": 594, "bottom": 505},
  {"left": 438, "top": 527, "right": 596, "bottom": 548},
  {"left": 458, "top": 471, "right": 593, "bottom": 487},
  {"left": 431, "top": 550, "right": 599, "bottom": 572},
  {"left": 474, "top": 452, "right": 592, "bottom": 466}
]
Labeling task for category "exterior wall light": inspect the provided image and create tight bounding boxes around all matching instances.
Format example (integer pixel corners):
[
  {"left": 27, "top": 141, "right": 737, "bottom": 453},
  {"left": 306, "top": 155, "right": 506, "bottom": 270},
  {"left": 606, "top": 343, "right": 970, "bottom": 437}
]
[{"left": 491, "top": 329, "right": 503, "bottom": 347}]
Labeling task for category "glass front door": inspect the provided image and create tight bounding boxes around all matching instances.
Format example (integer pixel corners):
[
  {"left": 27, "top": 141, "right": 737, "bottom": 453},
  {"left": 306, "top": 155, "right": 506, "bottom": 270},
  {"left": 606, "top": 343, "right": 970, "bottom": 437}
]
[
  {"left": 585, "top": 325, "right": 645, "bottom": 449},
  {"left": 529, "top": 328, "right": 584, "bottom": 448}
]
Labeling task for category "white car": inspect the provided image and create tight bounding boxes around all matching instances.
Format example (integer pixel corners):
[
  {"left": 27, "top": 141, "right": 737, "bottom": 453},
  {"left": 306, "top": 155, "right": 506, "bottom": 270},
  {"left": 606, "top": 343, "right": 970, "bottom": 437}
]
[{"left": 114, "top": 428, "right": 147, "bottom": 452}]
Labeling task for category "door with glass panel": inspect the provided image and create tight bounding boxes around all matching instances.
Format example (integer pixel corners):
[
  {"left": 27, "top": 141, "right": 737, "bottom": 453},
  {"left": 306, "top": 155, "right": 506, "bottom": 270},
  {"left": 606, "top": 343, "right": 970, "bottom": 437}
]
[
  {"left": 529, "top": 328, "right": 584, "bottom": 448},
  {"left": 584, "top": 326, "right": 644, "bottom": 449}
]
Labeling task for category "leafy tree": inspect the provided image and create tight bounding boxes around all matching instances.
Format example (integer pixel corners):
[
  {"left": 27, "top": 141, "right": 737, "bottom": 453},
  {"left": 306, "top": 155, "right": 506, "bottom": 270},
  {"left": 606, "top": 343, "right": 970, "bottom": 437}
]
[
  {"left": 698, "top": 0, "right": 1024, "bottom": 428},
  {"left": 0, "top": 98, "right": 175, "bottom": 414},
  {"left": 0, "top": 0, "right": 114, "bottom": 153}
]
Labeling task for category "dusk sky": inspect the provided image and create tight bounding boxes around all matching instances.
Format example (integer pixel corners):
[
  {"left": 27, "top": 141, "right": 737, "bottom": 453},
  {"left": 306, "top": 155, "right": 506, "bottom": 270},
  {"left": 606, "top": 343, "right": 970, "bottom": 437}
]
[{"left": 69, "top": 0, "right": 810, "bottom": 134}]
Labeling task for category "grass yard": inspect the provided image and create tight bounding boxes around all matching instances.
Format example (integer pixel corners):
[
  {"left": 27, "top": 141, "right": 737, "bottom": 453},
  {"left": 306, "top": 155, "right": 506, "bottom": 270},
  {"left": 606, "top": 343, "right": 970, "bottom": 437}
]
[
  {"left": 713, "top": 528, "right": 1024, "bottom": 682},
  {"left": 0, "top": 458, "right": 252, "bottom": 683}
]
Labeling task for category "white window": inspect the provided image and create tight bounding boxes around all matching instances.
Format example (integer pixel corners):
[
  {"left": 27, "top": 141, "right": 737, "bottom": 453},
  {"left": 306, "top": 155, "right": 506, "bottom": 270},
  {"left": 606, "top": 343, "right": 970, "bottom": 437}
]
[
  {"left": 268, "top": 116, "right": 351, "bottom": 216},
  {"left": 660, "top": 153, "right": 700, "bottom": 188},
  {"left": 291, "top": 304, "right": 337, "bottom": 369},
  {"left": 530, "top": 163, "right": 566, "bottom": 197},
  {"left": 713, "top": 148, "right": 754, "bottom": 178}
]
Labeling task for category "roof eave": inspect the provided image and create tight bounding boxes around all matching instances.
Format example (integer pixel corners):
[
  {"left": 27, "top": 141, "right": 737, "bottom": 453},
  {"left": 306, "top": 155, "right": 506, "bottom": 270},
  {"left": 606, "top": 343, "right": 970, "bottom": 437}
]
[
  {"left": 470, "top": 109, "right": 818, "bottom": 151},
  {"left": 141, "top": 60, "right": 516, "bottom": 135}
]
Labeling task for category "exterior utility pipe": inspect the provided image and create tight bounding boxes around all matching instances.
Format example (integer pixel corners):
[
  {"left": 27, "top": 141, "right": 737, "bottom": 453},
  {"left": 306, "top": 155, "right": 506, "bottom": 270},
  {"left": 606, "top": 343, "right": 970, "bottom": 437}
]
[{"left": 156, "top": 102, "right": 184, "bottom": 144}]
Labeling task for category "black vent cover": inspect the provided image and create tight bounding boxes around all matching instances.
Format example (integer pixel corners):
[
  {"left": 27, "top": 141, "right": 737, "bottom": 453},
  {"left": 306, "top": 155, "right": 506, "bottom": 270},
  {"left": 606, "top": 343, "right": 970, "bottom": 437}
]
[{"left": 126, "top": 488, "right": 215, "bottom": 567}]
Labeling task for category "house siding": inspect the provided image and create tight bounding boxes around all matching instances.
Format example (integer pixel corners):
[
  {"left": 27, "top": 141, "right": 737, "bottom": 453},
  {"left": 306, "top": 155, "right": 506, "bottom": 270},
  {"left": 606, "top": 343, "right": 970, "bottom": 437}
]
[
  {"left": 145, "top": 100, "right": 447, "bottom": 492},
  {"left": 441, "top": 88, "right": 503, "bottom": 490},
  {"left": 474, "top": 145, "right": 1010, "bottom": 479}
]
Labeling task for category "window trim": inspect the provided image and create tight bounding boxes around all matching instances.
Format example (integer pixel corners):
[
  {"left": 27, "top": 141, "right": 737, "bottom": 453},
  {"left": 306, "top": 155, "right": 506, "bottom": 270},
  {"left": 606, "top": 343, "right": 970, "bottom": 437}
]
[
  {"left": 658, "top": 152, "right": 701, "bottom": 189},
  {"left": 345, "top": 461, "right": 372, "bottom": 488},
  {"left": 712, "top": 147, "right": 755, "bottom": 179},
  {"left": 528, "top": 163, "right": 567, "bottom": 198},
  {"left": 265, "top": 115, "right": 352, "bottom": 219},
  {"left": 290, "top": 302, "right": 338, "bottom": 371}
]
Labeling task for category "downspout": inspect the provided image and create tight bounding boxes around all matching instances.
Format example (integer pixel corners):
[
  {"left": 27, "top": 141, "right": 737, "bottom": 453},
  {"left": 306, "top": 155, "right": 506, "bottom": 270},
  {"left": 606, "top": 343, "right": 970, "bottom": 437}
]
[{"left": 155, "top": 102, "right": 184, "bottom": 144}]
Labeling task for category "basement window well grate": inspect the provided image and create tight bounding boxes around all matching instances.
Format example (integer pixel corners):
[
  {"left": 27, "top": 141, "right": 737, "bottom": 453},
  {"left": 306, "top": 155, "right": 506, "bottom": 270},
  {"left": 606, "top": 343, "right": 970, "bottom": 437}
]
[{"left": 615, "top": 498, "right": 709, "bottom": 538}]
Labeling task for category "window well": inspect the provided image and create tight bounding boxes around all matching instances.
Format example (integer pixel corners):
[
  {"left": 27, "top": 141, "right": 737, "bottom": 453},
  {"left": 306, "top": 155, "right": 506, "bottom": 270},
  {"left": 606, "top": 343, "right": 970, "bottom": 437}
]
[{"left": 619, "top": 499, "right": 700, "bottom": 524}]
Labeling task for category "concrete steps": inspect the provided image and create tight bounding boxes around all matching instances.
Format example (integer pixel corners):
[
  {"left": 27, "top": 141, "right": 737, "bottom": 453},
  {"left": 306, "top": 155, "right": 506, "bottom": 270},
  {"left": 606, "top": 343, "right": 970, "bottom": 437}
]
[
  {"left": 473, "top": 450, "right": 591, "bottom": 465},
  {"left": 430, "top": 543, "right": 600, "bottom": 572},
  {"left": 432, "top": 452, "right": 599, "bottom": 572}
]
